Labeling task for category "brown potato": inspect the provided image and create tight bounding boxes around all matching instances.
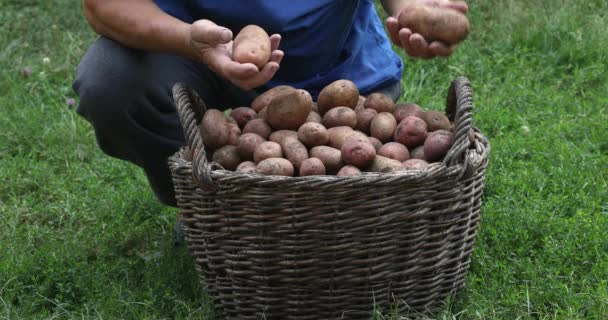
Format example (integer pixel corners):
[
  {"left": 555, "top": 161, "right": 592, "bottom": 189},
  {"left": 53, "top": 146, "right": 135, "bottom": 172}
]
[
  {"left": 355, "top": 108, "right": 378, "bottom": 134},
  {"left": 364, "top": 93, "right": 395, "bottom": 113},
  {"left": 212, "top": 145, "right": 241, "bottom": 171},
  {"left": 337, "top": 165, "right": 362, "bottom": 177},
  {"left": 398, "top": 4, "right": 470, "bottom": 45},
  {"left": 402, "top": 159, "right": 430, "bottom": 170},
  {"left": 378, "top": 142, "right": 410, "bottom": 162},
  {"left": 327, "top": 126, "right": 368, "bottom": 149},
  {"left": 310, "top": 146, "right": 344, "bottom": 173},
  {"left": 394, "top": 103, "right": 424, "bottom": 123},
  {"left": 393, "top": 116, "right": 428, "bottom": 148},
  {"left": 422, "top": 110, "right": 451, "bottom": 132},
  {"left": 368, "top": 136, "right": 383, "bottom": 151},
  {"left": 256, "top": 158, "right": 294, "bottom": 177},
  {"left": 409, "top": 145, "right": 426, "bottom": 160},
  {"left": 229, "top": 107, "right": 257, "bottom": 128},
  {"left": 199, "top": 109, "right": 230, "bottom": 149},
  {"left": 243, "top": 118, "right": 272, "bottom": 139},
  {"left": 423, "top": 130, "right": 454, "bottom": 162},
  {"left": 370, "top": 112, "right": 397, "bottom": 143},
  {"left": 237, "top": 132, "right": 267, "bottom": 160},
  {"left": 251, "top": 85, "right": 294, "bottom": 112},
  {"left": 253, "top": 141, "right": 283, "bottom": 164},
  {"left": 257, "top": 107, "right": 268, "bottom": 120},
  {"left": 306, "top": 111, "right": 322, "bottom": 123},
  {"left": 354, "top": 95, "right": 366, "bottom": 112},
  {"left": 341, "top": 137, "right": 376, "bottom": 168},
  {"left": 269, "top": 130, "right": 298, "bottom": 144},
  {"left": 368, "top": 155, "right": 405, "bottom": 173},
  {"left": 226, "top": 122, "right": 241, "bottom": 146},
  {"left": 281, "top": 138, "right": 309, "bottom": 169},
  {"left": 299, "top": 158, "right": 326, "bottom": 176},
  {"left": 236, "top": 161, "right": 257, "bottom": 173},
  {"left": 267, "top": 89, "right": 313, "bottom": 130},
  {"left": 298, "top": 122, "right": 329, "bottom": 147},
  {"left": 316, "top": 79, "right": 359, "bottom": 115},
  {"left": 232, "top": 25, "right": 271, "bottom": 69},
  {"left": 322, "top": 106, "right": 358, "bottom": 129}
]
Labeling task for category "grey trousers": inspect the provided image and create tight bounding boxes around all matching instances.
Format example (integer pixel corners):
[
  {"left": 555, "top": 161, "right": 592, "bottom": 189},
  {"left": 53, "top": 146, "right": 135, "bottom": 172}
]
[{"left": 73, "top": 37, "right": 402, "bottom": 207}]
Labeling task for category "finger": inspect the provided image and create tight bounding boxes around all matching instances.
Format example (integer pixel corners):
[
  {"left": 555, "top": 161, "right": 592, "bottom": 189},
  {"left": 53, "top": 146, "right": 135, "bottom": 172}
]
[
  {"left": 398, "top": 28, "right": 416, "bottom": 56},
  {"left": 270, "top": 34, "right": 282, "bottom": 51},
  {"left": 409, "top": 33, "right": 433, "bottom": 59},
  {"left": 442, "top": 1, "right": 469, "bottom": 14},
  {"left": 191, "top": 19, "right": 233, "bottom": 45},
  {"left": 240, "top": 62, "right": 280, "bottom": 90},
  {"left": 269, "top": 50, "right": 284, "bottom": 65},
  {"left": 429, "top": 41, "right": 456, "bottom": 57},
  {"left": 385, "top": 17, "right": 402, "bottom": 46},
  {"left": 224, "top": 61, "right": 259, "bottom": 80}
]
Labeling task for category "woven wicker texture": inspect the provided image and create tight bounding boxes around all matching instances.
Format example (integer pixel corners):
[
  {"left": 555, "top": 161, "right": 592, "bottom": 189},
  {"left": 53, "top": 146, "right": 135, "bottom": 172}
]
[{"left": 169, "top": 77, "right": 490, "bottom": 319}]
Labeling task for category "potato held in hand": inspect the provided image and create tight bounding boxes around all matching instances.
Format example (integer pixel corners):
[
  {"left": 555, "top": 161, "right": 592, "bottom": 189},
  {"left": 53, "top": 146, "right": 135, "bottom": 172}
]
[
  {"left": 232, "top": 25, "right": 271, "bottom": 69},
  {"left": 398, "top": 4, "right": 470, "bottom": 45}
]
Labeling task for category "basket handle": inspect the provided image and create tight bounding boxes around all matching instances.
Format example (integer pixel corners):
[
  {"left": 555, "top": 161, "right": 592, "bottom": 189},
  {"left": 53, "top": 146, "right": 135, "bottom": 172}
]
[
  {"left": 172, "top": 83, "right": 219, "bottom": 190},
  {"left": 443, "top": 77, "right": 475, "bottom": 167}
]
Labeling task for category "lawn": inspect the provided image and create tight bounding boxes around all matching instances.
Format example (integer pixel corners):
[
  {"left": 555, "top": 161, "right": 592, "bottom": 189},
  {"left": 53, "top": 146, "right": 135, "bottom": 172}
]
[{"left": 1, "top": 1, "right": 607, "bottom": 319}]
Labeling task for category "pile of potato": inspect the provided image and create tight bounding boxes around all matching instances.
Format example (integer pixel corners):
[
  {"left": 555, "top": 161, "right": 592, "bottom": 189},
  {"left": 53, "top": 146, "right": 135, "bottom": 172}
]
[{"left": 190, "top": 79, "right": 455, "bottom": 177}]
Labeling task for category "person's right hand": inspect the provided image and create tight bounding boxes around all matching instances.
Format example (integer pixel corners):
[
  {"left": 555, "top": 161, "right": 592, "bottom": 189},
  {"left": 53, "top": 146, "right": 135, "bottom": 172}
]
[{"left": 189, "top": 20, "right": 284, "bottom": 90}]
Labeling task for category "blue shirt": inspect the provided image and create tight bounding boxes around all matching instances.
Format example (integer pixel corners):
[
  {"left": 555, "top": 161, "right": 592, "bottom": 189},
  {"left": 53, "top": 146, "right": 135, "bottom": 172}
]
[{"left": 155, "top": 0, "right": 403, "bottom": 98}]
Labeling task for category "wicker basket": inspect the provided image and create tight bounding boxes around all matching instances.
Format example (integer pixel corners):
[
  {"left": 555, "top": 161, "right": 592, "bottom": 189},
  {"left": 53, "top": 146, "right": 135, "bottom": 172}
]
[{"left": 168, "top": 77, "right": 490, "bottom": 319}]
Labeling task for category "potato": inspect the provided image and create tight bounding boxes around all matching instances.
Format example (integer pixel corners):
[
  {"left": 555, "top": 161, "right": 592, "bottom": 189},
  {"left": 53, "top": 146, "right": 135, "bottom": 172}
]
[
  {"left": 322, "top": 106, "right": 357, "bottom": 128},
  {"left": 226, "top": 122, "right": 241, "bottom": 146},
  {"left": 236, "top": 161, "right": 257, "bottom": 173},
  {"left": 251, "top": 85, "right": 294, "bottom": 112},
  {"left": 269, "top": 130, "right": 298, "bottom": 144},
  {"left": 232, "top": 25, "right": 271, "bottom": 69},
  {"left": 355, "top": 108, "right": 378, "bottom": 134},
  {"left": 402, "top": 159, "right": 429, "bottom": 170},
  {"left": 310, "top": 146, "right": 344, "bottom": 173},
  {"left": 317, "top": 79, "right": 359, "bottom": 115},
  {"left": 394, "top": 103, "right": 424, "bottom": 123},
  {"left": 237, "top": 132, "right": 267, "bottom": 160},
  {"left": 364, "top": 93, "right": 395, "bottom": 113},
  {"left": 378, "top": 142, "right": 410, "bottom": 162},
  {"left": 398, "top": 4, "right": 470, "bottom": 45},
  {"left": 267, "top": 89, "right": 313, "bottom": 130},
  {"left": 423, "top": 130, "right": 454, "bottom": 162},
  {"left": 199, "top": 109, "right": 230, "bottom": 149},
  {"left": 327, "top": 126, "right": 368, "bottom": 149},
  {"left": 368, "top": 136, "right": 383, "bottom": 151},
  {"left": 253, "top": 141, "right": 283, "bottom": 164},
  {"left": 281, "top": 138, "right": 309, "bottom": 169},
  {"left": 422, "top": 110, "right": 451, "bottom": 132},
  {"left": 393, "top": 116, "right": 428, "bottom": 148},
  {"left": 306, "top": 111, "right": 322, "bottom": 123},
  {"left": 370, "top": 112, "right": 397, "bottom": 143},
  {"left": 355, "top": 96, "right": 366, "bottom": 112},
  {"left": 409, "top": 145, "right": 426, "bottom": 160},
  {"left": 257, "top": 107, "right": 268, "bottom": 120},
  {"left": 212, "top": 145, "right": 241, "bottom": 171},
  {"left": 243, "top": 118, "right": 272, "bottom": 139},
  {"left": 298, "top": 122, "right": 329, "bottom": 147},
  {"left": 256, "top": 158, "right": 294, "bottom": 177},
  {"left": 337, "top": 165, "right": 362, "bottom": 177},
  {"left": 229, "top": 107, "right": 257, "bottom": 128},
  {"left": 341, "top": 137, "right": 376, "bottom": 168},
  {"left": 299, "top": 158, "right": 326, "bottom": 176},
  {"left": 311, "top": 102, "right": 319, "bottom": 112},
  {"left": 368, "top": 155, "right": 405, "bottom": 173}
]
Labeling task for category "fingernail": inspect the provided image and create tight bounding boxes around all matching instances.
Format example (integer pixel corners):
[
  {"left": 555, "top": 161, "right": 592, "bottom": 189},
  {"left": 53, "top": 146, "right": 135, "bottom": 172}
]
[{"left": 221, "top": 29, "right": 232, "bottom": 41}]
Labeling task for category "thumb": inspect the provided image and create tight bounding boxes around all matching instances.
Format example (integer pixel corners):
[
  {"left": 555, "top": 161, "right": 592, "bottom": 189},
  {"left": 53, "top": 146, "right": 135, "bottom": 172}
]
[{"left": 191, "top": 19, "right": 233, "bottom": 45}]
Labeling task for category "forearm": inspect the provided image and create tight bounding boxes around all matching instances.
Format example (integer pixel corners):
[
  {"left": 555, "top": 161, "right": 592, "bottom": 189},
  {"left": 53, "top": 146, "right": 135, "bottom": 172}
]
[
  {"left": 380, "top": 0, "right": 415, "bottom": 17},
  {"left": 83, "top": 0, "right": 194, "bottom": 59}
]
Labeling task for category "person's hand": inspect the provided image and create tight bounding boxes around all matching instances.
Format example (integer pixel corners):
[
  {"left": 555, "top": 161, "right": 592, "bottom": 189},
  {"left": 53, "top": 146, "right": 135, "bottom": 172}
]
[
  {"left": 385, "top": 0, "right": 468, "bottom": 59},
  {"left": 189, "top": 20, "right": 284, "bottom": 90}
]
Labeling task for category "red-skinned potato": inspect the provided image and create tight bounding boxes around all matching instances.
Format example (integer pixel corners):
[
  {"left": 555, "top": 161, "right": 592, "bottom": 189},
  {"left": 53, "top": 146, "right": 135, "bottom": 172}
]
[
  {"left": 394, "top": 103, "right": 424, "bottom": 123},
  {"left": 378, "top": 142, "right": 410, "bottom": 162},
  {"left": 232, "top": 25, "right": 271, "bottom": 69},
  {"left": 423, "top": 130, "right": 454, "bottom": 162},
  {"left": 370, "top": 112, "right": 397, "bottom": 143},
  {"left": 256, "top": 158, "right": 294, "bottom": 176},
  {"left": 364, "top": 93, "right": 395, "bottom": 113},
  {"left": 299, "top": 158, "right": 326, "bottom": 176},
  {"left": 337, "top": 165, "right": 362, "bottom": 177},
  {"left": 230, "top": 107, "right": 257, "bottom": 128},
  {"left": 298, "top": 122, "right": 329, "bottom": 147},
  {"left": 317, "top": 80, "right": 359, "bottom": 115},
  {"left": 393, "top": 116, "right": 428, "bottom": 148},
  {"left": 341, "top": 137, "right": 376, "bottom": 169}
]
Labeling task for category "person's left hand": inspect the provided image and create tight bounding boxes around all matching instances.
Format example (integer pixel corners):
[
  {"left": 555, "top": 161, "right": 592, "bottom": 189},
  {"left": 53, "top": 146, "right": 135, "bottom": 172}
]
[{"left": 385, "top": 0, "right": 469, "bottom": 59}]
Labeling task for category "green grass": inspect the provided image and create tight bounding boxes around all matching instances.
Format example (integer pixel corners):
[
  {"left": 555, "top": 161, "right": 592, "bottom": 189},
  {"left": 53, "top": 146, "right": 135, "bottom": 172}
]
[{"left": 1, "top": 0, "right": 607, "bottom": 319}]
